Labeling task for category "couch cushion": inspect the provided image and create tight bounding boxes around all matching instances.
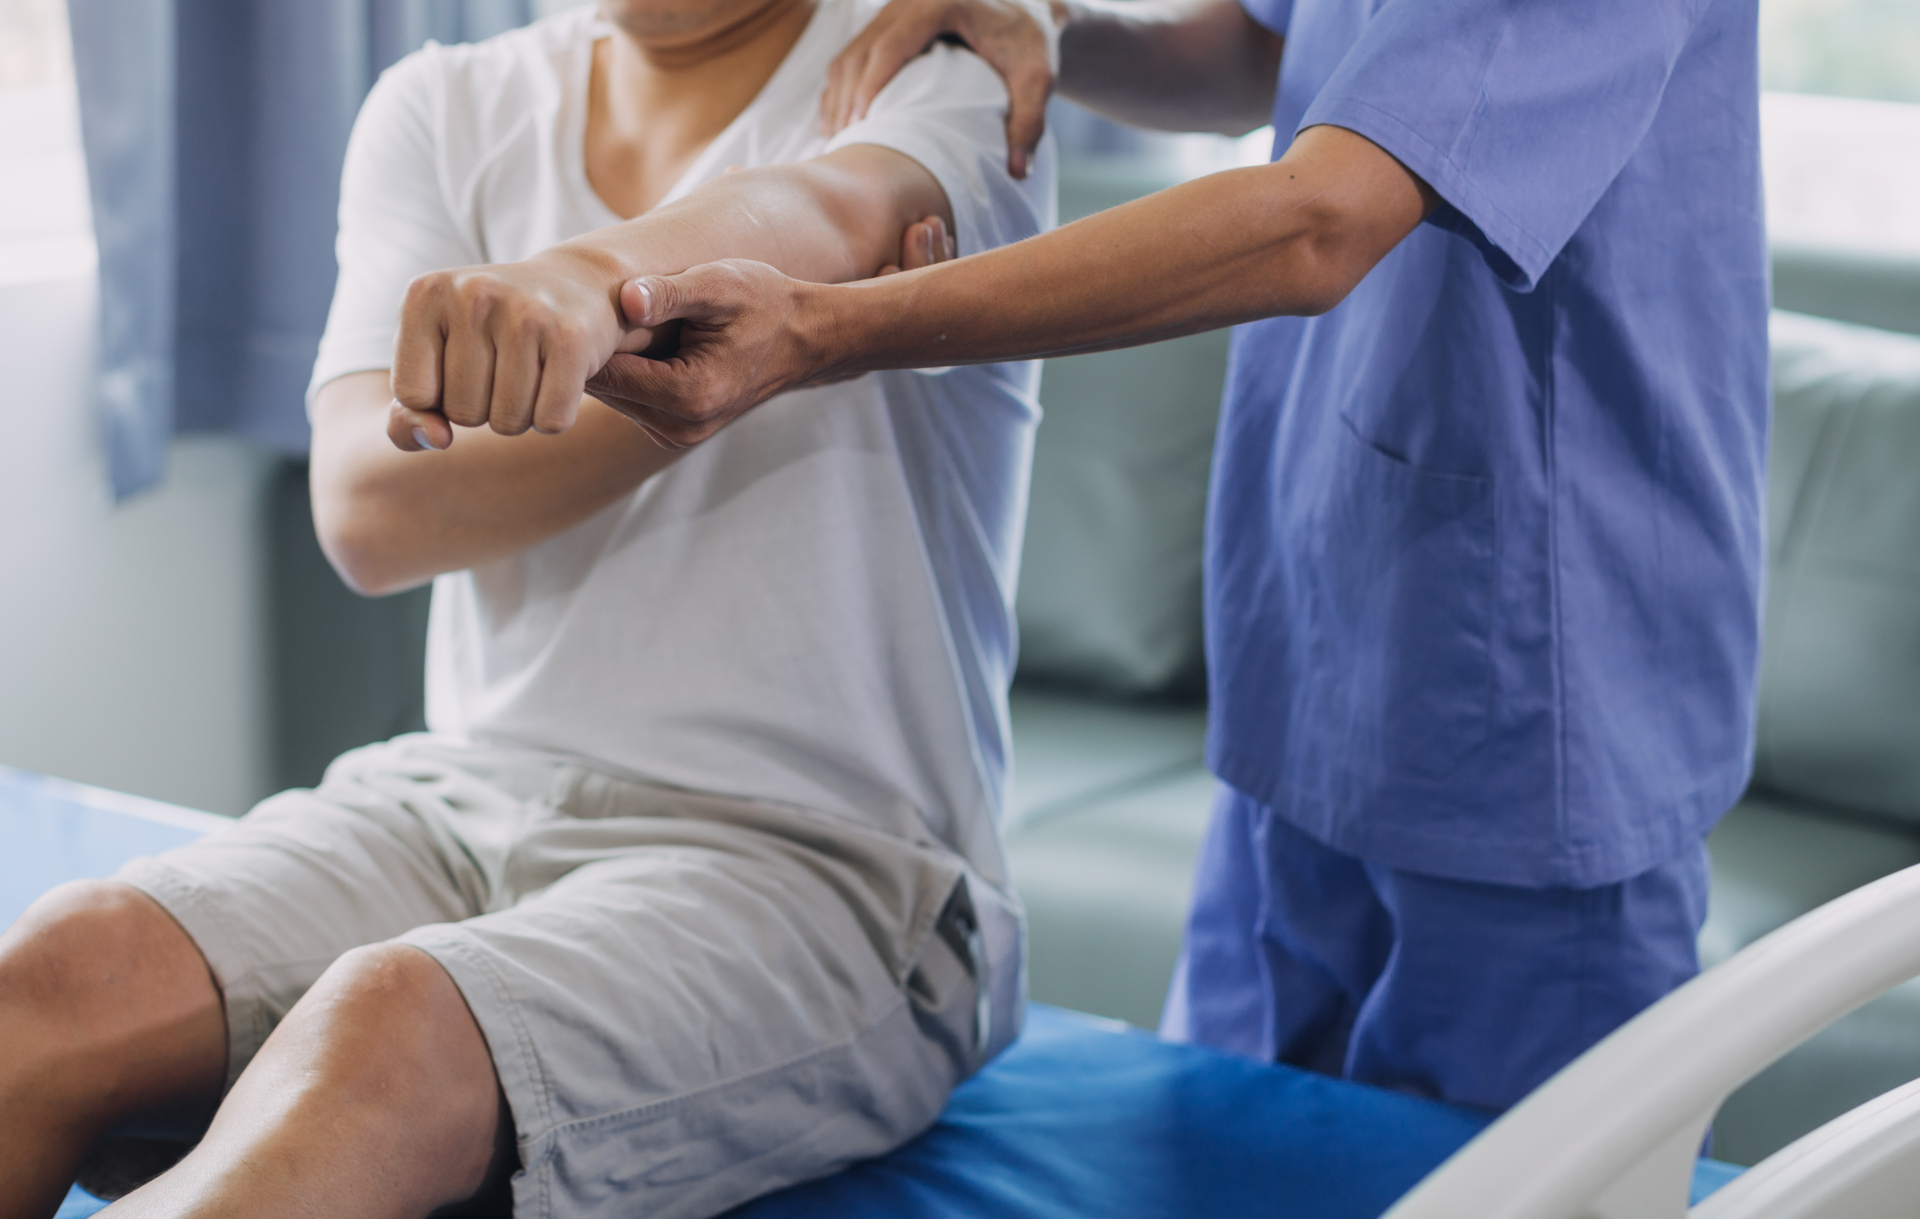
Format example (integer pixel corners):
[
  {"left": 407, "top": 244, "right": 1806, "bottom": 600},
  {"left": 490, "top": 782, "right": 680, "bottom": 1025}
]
[
  {"left": 1772, "top": 244, "right": 1920, "bottom": 338},
  {"left": 1006, "top": 687, "right": 1207, "bottom": 830},
  {"left": 1754, "top": 313, "right": 1920, "bottom": 825},
  {"left": 1014, "top": 159, "right": 1229, "bottom": 697},
  {"left": 1700, "top": 791, "right": 1920, "bottom": 967},
  {"left": 1005, "top": 767, "right": 1218, "bottom": 1029}
]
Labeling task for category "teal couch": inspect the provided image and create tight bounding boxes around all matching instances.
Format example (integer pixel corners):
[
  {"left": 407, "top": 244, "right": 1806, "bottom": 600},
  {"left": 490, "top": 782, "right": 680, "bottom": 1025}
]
[{"left": 1005, "top": 159, "right": 1920, "bottom": 1167}]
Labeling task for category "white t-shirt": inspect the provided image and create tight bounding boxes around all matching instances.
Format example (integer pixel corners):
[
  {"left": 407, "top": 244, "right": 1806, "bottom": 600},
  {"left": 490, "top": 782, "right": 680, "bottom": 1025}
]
[{"left": 308, "top": 0, "right": 1055, "bottom": 886}]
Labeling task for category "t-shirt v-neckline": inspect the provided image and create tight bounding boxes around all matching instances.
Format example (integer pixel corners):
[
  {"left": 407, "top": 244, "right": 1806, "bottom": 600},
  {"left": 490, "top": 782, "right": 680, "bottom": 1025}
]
[{"left": 569, "top": 1, "right": 834, "bottom": 227}]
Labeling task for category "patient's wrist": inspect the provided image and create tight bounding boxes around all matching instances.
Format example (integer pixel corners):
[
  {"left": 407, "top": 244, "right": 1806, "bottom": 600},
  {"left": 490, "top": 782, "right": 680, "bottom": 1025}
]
[{"left": 541, "top": 241, "right": 639, "bottom": 307}]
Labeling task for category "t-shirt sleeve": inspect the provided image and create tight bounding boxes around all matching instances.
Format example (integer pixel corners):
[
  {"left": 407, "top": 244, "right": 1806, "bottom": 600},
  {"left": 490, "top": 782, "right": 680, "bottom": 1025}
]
[
  {"left": 1299, "top": 0, "right": 1709, "bottom": 291},
  {"left": 822, "top": 41, "right": 1056, "bottom": 266},
  {"left": 306, "top": 50, "right": 480, "bottom": 412}
]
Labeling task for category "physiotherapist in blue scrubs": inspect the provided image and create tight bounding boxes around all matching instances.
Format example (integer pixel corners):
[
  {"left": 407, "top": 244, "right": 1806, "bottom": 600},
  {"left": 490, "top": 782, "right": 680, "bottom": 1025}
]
[{"left": 402, "top": 0, "right": 1771, "bottom": 1113}]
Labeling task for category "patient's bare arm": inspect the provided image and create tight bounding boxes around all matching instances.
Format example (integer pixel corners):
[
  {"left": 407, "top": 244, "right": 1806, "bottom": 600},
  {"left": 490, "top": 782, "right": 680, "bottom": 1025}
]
[
  {"left": 311, "top": 145, "right": 951, "bottom": 597},
  {"left": 391, "top": 144, "right": 951, "bottom": 443}
]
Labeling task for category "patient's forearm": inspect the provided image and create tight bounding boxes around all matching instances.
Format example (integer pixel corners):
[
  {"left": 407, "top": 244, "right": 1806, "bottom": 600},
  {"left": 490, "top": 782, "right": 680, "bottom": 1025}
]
[
  {"left": 392, "top": 143, "right": 951, "bottom": 439},
  {"left": 559, "top": 146, "right": 951, "bottom": 289},
  {"left": 312, "top": 372, "right": 675, "bottom": 595},
  {"left": 329, "top": 145, "right": 952, "bottom": 591}
]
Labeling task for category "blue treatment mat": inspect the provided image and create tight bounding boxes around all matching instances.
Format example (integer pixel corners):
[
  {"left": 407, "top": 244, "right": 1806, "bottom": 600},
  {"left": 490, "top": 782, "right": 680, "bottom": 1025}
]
[{"left": 3, "top": 767, "right": 1741, "bottom": 1218}]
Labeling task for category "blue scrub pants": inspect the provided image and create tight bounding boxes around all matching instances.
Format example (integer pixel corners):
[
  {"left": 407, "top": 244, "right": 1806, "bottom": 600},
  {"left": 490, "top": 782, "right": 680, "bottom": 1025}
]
[{"left": 1160, "top": 785, "right": 1710, "bottom": 1112}]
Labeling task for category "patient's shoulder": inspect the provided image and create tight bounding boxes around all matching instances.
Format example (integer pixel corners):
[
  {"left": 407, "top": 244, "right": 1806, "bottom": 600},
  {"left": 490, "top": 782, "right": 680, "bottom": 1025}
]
[{"left": 366, "top": 8, "right": 601, "bottom": 167}]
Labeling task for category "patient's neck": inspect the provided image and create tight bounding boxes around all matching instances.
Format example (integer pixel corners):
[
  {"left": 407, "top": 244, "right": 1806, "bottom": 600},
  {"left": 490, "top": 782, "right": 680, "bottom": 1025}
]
[{"left": 587, "top": 0, "right": 817, "bottom": 218}]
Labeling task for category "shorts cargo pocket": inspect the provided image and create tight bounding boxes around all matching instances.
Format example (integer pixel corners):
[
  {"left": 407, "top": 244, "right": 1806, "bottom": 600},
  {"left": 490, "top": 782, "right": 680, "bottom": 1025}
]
[
  {"left": 1308, "top": 421, "right": 1497, "bottom": 779},
  {"left": 904, "top": 876, "right": 992, "bottom": 1078}
]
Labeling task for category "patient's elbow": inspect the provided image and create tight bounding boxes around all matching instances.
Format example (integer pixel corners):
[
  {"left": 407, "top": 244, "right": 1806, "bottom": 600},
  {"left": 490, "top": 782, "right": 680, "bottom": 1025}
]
[{"left": 314, "top": 504, "right": 420, "bottom": 598}]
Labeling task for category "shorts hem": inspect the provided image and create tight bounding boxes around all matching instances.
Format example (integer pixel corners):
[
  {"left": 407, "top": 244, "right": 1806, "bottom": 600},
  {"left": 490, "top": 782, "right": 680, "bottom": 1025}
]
[
  {"left": 402, "top": 925, "right": 559, "bottom": 1219},
  {"left": 112, "top": 856, "right": 271, "bottom": 1091}
]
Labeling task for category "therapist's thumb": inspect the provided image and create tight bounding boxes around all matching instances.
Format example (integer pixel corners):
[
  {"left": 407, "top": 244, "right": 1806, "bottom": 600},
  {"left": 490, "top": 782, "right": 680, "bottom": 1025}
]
[
  {"left": 621, "top": 275, "right": 677, "bottom": 329},
  {"left": 621, "top": 259, "right": 782, "bottom": 330},
  {"left": 621, "top": 271, "right": 720, "bottom": 329}
]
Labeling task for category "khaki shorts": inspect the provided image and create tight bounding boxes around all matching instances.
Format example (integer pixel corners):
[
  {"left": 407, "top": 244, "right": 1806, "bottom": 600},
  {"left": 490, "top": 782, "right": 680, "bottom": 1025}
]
[{"left": 109, "top": 735, "right": 1017, "bottom": 1219}]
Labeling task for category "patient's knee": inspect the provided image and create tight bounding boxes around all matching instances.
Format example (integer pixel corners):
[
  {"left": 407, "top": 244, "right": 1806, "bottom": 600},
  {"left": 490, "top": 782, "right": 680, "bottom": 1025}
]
[
  {"left": 271, "top": 943, "right": 503, "bottom": 1171},
  {"left": 1, "top": 880, "right": 207, "bottom": 1020},
  {"left": 291, "top": 943, "right": 493, "bottom": 1092},
  {"left": 0, "top": 880, "right": 224, "bottom": 1114}
]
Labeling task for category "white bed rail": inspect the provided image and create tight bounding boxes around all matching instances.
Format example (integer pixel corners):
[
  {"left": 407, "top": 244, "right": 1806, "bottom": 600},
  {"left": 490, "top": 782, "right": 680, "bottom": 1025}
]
[{"left": 1381, "top": 860, "right": 1920, "bottom": 1219}]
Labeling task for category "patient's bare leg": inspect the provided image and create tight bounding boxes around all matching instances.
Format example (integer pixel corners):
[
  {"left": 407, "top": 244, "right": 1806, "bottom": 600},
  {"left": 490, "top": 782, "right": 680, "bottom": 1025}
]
[
  {"left": 0, "top": 881, "right": 227, "bottom": 1219},
  {"left": 106, "top": 942, "right": 507, "bottom": 1219}
]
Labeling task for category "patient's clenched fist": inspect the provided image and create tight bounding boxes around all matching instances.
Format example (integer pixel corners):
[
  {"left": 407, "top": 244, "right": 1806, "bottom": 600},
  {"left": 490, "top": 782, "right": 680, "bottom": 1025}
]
[{"left": 389, "top": 249, "right": 652, "bottom": 449}]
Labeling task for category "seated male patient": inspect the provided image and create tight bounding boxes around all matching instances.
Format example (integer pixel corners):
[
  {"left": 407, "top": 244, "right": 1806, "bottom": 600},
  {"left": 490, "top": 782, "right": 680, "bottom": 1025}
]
[{"left": 0, "top": 1, "right": 1051, "bottom": 1216}]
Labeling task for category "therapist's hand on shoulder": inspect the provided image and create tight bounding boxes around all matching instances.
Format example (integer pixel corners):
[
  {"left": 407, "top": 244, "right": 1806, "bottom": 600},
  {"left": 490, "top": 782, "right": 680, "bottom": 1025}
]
[{"left": 822, "top": 0, "right": 1060, "bottom": 180}]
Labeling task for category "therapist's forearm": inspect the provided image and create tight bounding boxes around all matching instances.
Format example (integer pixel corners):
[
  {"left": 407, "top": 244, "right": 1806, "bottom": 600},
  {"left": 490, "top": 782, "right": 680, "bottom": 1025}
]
[
  {"left": 1054, "top": 0, "right": 1281, "bottom": 135},
  {"left": 800, "top": 125, "right": 1431, "bottom": 380}
]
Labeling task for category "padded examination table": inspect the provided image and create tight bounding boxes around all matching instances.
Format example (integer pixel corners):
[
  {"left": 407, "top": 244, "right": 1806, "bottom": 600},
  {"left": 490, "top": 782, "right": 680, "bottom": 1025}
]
[{"left": 1, "top": 766, "right": 1740, "bottom": 1219}]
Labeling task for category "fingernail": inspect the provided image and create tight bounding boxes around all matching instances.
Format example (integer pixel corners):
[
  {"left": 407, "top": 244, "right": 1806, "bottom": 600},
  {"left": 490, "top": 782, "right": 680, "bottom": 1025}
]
[
  {"left": 1012, "top": 149, "right": 1028, "bottom": 179},
  {"left": 631, "top": 280, "right": 653, "bottom": 321},
  {"left": 412, "top": 427, "right": 439, "bottom": 451}
]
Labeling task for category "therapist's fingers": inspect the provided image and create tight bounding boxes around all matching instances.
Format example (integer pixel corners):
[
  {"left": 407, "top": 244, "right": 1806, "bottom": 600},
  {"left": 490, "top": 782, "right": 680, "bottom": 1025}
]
[
  {"left": 388, "top": 399, "right": 454, "bottom": 452},
  {"left": 925, "top": 215, "right": 955, "bottom": 263},
  {"left": 820, "top": 0, "right": 938, "bottom": 135},
  {"left": 877, "top": 218, "right": 925, "bottom": 277},
  {"left": 1000, "top": 60, "right": 1052, "bottom": 181},
  {"left": 822, "top": 0, "right": 1057, "bottom": 176},
  {"left": 877, "top": 217, "right": 954, "bottom": 278}
]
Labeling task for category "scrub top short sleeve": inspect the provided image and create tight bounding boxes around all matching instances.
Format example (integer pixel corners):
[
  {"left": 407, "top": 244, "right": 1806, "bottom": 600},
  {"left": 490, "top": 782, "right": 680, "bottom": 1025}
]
[
  {"left": 1296, "top": 0, "right": 1710, "bottom": 290},
  {"left": 1239, "top": 0, "right": 1293, "bottom": 36}
]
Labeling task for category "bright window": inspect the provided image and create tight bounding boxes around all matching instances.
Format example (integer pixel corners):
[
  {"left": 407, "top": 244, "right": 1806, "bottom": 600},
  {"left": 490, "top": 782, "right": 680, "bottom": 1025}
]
[
  {"left": 1762, "top": 0, "right": 1920, "bottom": 105},
  {"left": 0, "top": 0, "right": 94, "bottom": 286}
]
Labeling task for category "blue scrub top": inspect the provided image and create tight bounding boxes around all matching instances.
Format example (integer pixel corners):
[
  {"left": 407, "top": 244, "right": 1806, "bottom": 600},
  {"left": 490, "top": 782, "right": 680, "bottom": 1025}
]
[{"left": 1207, "top": 0, "right": 1770, "bottom": 888}]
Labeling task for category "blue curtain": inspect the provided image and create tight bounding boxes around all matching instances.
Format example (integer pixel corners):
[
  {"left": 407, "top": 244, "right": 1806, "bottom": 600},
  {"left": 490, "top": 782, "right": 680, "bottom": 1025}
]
[{"left": 67, "top": 0, "right": 536, "bottom": 499}]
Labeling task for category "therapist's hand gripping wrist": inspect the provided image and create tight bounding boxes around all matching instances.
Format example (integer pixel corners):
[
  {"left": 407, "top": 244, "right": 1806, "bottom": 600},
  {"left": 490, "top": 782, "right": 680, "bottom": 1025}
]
[{"left": 581, "top": 261, "right": 832, "bottom": 450}]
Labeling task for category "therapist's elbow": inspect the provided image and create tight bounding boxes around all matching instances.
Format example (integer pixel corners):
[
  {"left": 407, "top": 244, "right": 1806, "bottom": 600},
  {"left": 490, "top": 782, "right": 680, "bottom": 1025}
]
[
  {"left": 1277, "top": 229, "right": 1370, "bottom": 318},
  {"left": 1274, "top": 200, "right": 1401, "bottom": 317}
]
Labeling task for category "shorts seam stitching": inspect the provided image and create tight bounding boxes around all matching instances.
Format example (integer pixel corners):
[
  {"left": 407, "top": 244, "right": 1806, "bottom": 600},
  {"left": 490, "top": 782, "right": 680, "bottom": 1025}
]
[
  {"left": 540, "top": 990, "right": 918, "bottom": 1140},
  {"left": 428, "top": 932, "right": 560, "bottom": 1214}
]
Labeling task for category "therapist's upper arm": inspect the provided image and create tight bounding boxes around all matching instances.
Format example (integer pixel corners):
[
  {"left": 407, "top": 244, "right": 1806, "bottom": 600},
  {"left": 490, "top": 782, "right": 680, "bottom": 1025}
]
[
  {"left": 1276, "top": 123, "right": 1439, "bottom": 313},
  {"left": 1292, "top": 0, "right": 1706, "bottom": 290}
]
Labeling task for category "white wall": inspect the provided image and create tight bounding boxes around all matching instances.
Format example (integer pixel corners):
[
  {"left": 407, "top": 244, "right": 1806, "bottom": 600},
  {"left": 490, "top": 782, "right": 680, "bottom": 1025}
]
[
  {"left": 0, "top": 268, "right": 276, "bottom": 817},
  {"left": 0, "top": 80, "right": 275, "bottom": 817}
]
